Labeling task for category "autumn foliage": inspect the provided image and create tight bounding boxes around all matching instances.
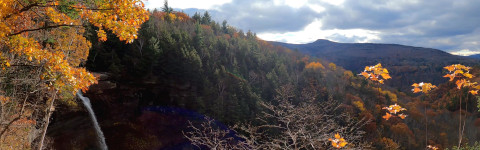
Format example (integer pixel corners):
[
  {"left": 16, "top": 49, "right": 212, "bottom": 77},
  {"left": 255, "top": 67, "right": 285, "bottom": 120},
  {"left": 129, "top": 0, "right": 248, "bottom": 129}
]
[
  {"left": 305, "top": 61, "right": 325, "bottom": 70},
  {"left": 329, "top": 133, "right": 348, "bottom": 149},
  {"left": 0, "top": 0, "right": 148, "bottom": 148},
  {"left": 360, "top": 63, "right": 391, "bottom": 84},
  {"left": 412, "top": 82, "right": 437, "bottom": 94}
]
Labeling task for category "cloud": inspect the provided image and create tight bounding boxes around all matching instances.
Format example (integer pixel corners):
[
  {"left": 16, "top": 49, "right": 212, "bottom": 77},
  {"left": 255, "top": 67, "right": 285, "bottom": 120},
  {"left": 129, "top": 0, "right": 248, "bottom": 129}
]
[
  {"left": 146, "top": 0, "right": 480, "bottom": 55},
  {"left": 144, "top": 0, "right": 232, "bottom": 10},
  {"left": 213, "top": 0, "right": 321, "bottom": 33},
  {"left": 450, "top": 49, "right": 480, "bottom": 56},
  {"left": 319, "top": 0, "right": 480, "bottom": 54}
]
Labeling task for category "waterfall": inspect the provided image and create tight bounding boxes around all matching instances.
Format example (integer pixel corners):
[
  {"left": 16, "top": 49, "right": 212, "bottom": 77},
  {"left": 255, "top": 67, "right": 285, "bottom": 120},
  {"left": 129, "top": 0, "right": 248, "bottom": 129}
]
[{"left": 77, "top": 91, "right": 108, "bottom": 150}]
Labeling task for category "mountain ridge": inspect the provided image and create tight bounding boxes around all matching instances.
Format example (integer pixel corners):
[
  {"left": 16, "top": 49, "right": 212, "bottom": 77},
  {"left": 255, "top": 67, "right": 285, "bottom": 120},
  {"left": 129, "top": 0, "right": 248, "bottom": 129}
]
[{"left": 272, "top": 39, "right": 479, "bottom": 92}]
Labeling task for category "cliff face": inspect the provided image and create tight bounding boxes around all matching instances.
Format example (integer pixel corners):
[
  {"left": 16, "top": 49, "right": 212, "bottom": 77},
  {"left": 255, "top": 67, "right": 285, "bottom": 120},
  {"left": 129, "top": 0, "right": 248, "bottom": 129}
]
[{"left": 48, "top": 73, "right": 200, "bottom": 149}]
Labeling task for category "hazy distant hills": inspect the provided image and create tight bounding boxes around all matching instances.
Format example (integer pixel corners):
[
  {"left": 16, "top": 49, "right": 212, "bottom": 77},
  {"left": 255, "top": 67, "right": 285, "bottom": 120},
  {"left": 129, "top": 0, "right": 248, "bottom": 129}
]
[
  {"left": 272, "top": 39, "right": 480, "bottom": 92},
  {"left": 468, "top": 54, "right": 480, "bottom": 59}
]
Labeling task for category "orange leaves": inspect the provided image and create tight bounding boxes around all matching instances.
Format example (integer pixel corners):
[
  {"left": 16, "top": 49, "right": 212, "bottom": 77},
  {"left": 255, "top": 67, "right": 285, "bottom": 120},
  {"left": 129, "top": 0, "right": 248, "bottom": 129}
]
[
  {"left": 360, "top": 63, "right": 391, "bottom": 84},
  {"left": 0, "top": 95, "right": 10, "bottom": 104},
  {"left": 0, "top": 0, "right": 147, "bottom": 98},
  {"left": 398, "top": 114, "right": 407, "bottom": 119},
  {"left": 382, "top": 103, "right": 407, "bottom": 120},
  {"left": 78, "top": 0, "right": 149, "bottom": 43},
  {"left": 382, "top": 112, "right": 392, "bottom": 120},
  {"left": 444, "top": 65, "right": 456, "bottom": 72},
  {"left": 411, "top": 82, "right": 436, "bottom": 94},
  {"left": 470, "top": 90, "right": 478, "bottom": 95},
  {"left": 443, "top": 64, "right": 480, "bottom": 95},
  {"left": 97, "top": 29, "right": 107, "bottom": 42},
  {"left": 328, "top": 133, "right": 348, "bottom": 149},
  {"left": 443, "top": 64, "right": 473, "bottom": 81},
  {"left": 383, "top": 103, "right": 406, "bottom": 114},
  {"left": 443, "top": 73, "right": 455, "bottom": 81},
  {"left": 383, "top": 112, "right": 407, "bottom": 120},
  {"left": 305, "top": 61, "right": 325, "bottom": 70},
  {"left": 7, "top": 34, "right": 97, "bottom": 95},
  {"left": 381, "top": 73, "right": 391, "bottom": 80}
]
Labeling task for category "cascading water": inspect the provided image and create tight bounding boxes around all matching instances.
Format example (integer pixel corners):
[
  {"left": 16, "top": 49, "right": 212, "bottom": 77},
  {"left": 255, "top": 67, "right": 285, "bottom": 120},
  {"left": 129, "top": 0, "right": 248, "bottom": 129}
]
[{"left": 77, "top": 91, "right": 108, "bottom": 150}]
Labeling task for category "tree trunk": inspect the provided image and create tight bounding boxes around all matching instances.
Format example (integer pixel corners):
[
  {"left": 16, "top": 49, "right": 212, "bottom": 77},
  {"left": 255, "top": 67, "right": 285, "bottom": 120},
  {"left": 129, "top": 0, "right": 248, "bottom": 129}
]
[{"left": 38, "top": 91, "right": 56, "bottom": 150}]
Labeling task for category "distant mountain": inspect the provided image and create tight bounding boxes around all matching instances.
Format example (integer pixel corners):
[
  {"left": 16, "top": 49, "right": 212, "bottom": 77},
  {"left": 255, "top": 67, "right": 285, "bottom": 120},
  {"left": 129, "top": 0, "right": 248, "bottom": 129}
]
[
  {"left": 468, "top": 54, "right": 480, "bottom": 59},
  {"left": 272, "top": 39, "right": 480, "bottom": 92}
]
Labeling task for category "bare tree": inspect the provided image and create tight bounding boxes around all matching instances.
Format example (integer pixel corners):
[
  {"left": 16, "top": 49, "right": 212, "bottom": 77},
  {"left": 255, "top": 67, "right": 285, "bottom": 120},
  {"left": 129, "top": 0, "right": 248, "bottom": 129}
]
[
  {"left": 183, "top": 117, "right": 250, "bottom": 150},
  {"left": 185, "top": 84, "right": 371, "bottom": 149}
]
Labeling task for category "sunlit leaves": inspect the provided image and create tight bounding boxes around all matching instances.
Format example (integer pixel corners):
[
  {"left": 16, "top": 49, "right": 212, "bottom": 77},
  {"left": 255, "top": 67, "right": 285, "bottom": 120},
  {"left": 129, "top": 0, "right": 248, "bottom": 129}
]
[
  {"left": 328, "top": 133, "right": 348, "bottom": 149},
  {"left": 77, "top": 0, "right": 149, "bottom": 43},
  {"left": 443, "top": 64, "right": 473, "bottom": 81},
  {"left": 411, "top": 82, "right": 436, "bottom": 94},
  {"left": 7, "top": 35, "right": 97, "bottom": 94},
  {"left": 382, "top": 103, "right": 407, "bottom": 120},
  {"left": 0, "top": 0, "right": 148, "bottom": 97},
  {"left": 305, "top": 61, "right": 325, "bottom": 70},
  {"left": 382, "top": 112, "right": 392, "bottom": 120},
  {"left": 359, "top": 63, "right": 391, "bottom": 84},
  {"left": 443, "top": 64, "right": 480, "bottom": 95},
  {"left": 427, "top": 145, "right": 439, "bottom": 150},
  {"left": 470, "top": 90, "right": 478, "bottom": 95},
  {"left": 398, "top": 114, "right": 407, "bottom": 119}
]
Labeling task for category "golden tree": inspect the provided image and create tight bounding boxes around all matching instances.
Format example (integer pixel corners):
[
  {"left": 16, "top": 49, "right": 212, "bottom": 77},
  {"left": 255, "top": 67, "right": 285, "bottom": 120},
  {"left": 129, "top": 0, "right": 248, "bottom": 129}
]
[
  {"left": 381, "top": 103, "right": 407, "bottom": 120},
  {"left": 411, "top": 82, "right": 436, "bottom": 148},
  {"left": 442, "top": 64, "right": 480, "bottom": 147},
  {"left": 0, "top": 0, "right": 148, "bottom": 149},
  {"left": 360, "top": 63, "right": 391, "bottom": 84}
]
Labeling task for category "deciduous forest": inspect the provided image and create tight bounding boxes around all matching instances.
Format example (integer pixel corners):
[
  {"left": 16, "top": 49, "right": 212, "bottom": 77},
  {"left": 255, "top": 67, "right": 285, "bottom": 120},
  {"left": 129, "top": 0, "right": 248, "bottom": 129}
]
[{"left": 1, "top": 0, "right": 480, "bottom": 150}]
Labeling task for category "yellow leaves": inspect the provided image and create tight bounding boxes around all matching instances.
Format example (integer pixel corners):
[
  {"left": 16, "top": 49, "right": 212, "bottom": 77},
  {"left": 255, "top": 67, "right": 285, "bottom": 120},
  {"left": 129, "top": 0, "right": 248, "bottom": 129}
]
[
  {"left": 455, "top": 79, "right": 477, "bottom": 90},
  {"left": 381, "top": 73, "right": 391, "bottom": 80},
  {"left": 97, "top": 29, "right": 107, "bottom": 42},
  {"left": 305, "top": 61, "right": 325, "bottom": 70},
  {"left": 382, "top": 103, "right": 407, "bottom": 120},
  {"left": 427, "top": 145, "right": 439, "bottom": 150},
  {"left": 0, "top": 95, "right": 10, "bottom": 104},
  {"left": 469, "top": 90, "right": 478, "bottom": 95},
  {"left": 464, "top": 73, "right": 474, "bottom": 78},
  {"left": 7, "top": 35, "right": 97, "bottom": 95},
  {"left": 329, "top": 62, "right": 337, "bottom": 70},
  {"left": 383, "top": 103, "right": 406, "bottom": 114},
  {"left": 411, "top": 82, "right": 436, "bottom": 93},
  {"left": 378, "top": 79, "right": 384, "bottom": 84},
  {"left": 79, "top": 0, "right": 149, "bottom": 43},
  {"left": 0, "top": 0, "right": 146, "bottom": 98},
  {"left": 352, "top": 100, "right": 366, "bottom": 112},
  {"left": 360, "top": 63, "right": 391, "bottom": 84},
  {"left": 443, "top": 64, "right": 473, "bottom": 81},
  {"left": 443, "top": 64, "right": 480, "bottom": 95},
  {"left": 444, "top": 65, "right": 455, "bottom": 72},
  {"left": 329, "top": 133, "right": 348, "bottom": 149}
]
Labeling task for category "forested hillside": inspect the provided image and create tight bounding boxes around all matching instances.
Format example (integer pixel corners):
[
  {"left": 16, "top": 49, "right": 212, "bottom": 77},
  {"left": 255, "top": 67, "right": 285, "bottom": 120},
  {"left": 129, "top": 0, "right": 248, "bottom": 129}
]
[
  {"left": 273, "top": 40, "right": 480, "bottom": 93},
  {"left": 47, "top": 7, "right": 480, "bottom": 150},
  {"left": 2, "top": 0, "right": 480, "bottom": 149}
]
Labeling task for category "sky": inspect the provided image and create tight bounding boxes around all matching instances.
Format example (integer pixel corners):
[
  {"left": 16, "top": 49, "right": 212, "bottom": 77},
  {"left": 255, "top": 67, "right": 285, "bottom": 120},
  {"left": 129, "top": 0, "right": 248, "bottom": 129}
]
[{"left": 144, "top": 0, "right": 480, "bottom": 56}]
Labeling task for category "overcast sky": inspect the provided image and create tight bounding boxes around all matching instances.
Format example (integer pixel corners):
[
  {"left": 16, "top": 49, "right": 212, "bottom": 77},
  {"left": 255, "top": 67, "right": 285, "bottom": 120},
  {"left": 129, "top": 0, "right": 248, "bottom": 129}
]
[{"left": 144, "top": 0, "right": 480, "bottom": 56}]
